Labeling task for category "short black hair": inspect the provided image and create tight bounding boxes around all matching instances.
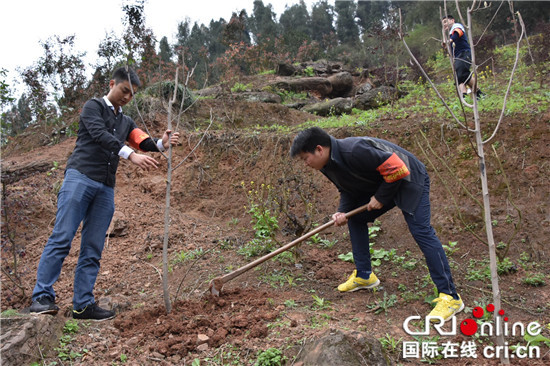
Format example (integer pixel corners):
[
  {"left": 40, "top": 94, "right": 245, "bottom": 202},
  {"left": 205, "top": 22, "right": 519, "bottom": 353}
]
[
  {"left": 290, "top": 127, "right": 331, "bottom": 157},
  {"left": 443, "top": 14, "right": 454, "bottom": 20},
  {"left": 112, "top": 66, "right": 141, "bottom": 87}
]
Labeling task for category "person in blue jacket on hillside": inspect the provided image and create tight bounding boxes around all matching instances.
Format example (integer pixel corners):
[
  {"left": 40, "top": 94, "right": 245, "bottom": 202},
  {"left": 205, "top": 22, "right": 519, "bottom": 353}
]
[
  {"left": 29, "top": 66, "right": 180, "bottom": 321},
  {"left": 290, "top": 127, "right": 463, "bottom": 322},
  {"left": 442, "top": 14, "right": 484, "bottom": 99}
]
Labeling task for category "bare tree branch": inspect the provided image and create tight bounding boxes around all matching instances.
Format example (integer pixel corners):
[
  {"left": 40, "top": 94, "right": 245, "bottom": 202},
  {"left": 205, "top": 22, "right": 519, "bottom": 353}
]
[
  {"left": 483, "top": 10, "right": 525, "bottom": 144},
  {"left": 399, "top": 9, "right": 471, "bottom": 131}
]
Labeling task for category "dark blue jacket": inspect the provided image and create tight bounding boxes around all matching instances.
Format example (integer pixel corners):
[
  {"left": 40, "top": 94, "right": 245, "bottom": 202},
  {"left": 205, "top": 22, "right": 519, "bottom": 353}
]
[
  {"left": 449, "top": 23, "right": 471, "bottom": 58},
  {"left": 66, "top": 98, "right": 138, "bottom": 187},
  {"left": 320, "top": 136, "right": 427, "bottom": 215}
]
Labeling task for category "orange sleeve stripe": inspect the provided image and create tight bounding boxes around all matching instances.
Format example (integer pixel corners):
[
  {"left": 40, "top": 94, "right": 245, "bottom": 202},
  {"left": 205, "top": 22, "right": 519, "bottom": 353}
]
[
  {"left": 376, "top": 153, "right": 410, "bottom": 183},
  {"left": 128, "top": 128, "right": 150, "bottom": 150},
  {"left": 454, "top": 28, "right": 464, "bottom": 38}
]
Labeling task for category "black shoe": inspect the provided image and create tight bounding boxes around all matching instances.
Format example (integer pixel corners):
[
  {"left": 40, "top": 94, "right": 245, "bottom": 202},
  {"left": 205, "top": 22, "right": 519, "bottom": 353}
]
[
  {"left": 476, "top": 90, "right": 486, "bottom": 100},
  {"left": 73, "top": 303, "right": 116, "bottom": 321},
  {"left": 29, "top": 296, "right": 59, "bottom": 315}
]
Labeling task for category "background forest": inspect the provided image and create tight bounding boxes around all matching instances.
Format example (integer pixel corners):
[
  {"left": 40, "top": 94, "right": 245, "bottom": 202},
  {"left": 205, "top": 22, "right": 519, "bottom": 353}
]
[{"left": 1, "top": 0, "right": 549, "bottom": 140}]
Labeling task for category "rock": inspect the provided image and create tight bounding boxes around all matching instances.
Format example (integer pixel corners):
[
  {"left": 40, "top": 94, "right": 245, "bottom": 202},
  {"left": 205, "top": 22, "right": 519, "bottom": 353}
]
[
  {"left": 276, "top": 63, "right": 298, "bottom": 76},
  {"left": 232, "top": 91, "right": 282, "bottom": 104},
  {"left": 195, "top": 85, "right": 222, "bottom": 98},
  {"left": 355, "top": 81, "right": 374, "bottom": 95},
  {"left": 1, "top": 160, "right": 54, "bottom": 184},
  {"left": 0, "top": 314, "right": 65, "bottom": 366},
  {"left": 302, "top": 60, "right": 345, "bottom": 75},
  {"left": 327, "top": 72, "right": 354, "bottom": 98},
  {"left": 294, "top": 328, "right": 391, "bottom": 366},
  {"left": 302, "top": 98, "right": 353, "bottom": 116},
  {"left": 285, "top": 101, "right": 309, "bottom": 110},
  {"left": 353, "top": 86, "right": 404, "bottom": 110},
  {"left": 197, "top": 343, "right": 209, "bottom": 351},
  {"left": 270, "top": 77, "right": 333, "bottom": 98},
  {"left": 197, "top": 334, "right": 209, "bottom": 345},
  {"left": 107, "top": 211, "right": 128, "bottom": 237}
]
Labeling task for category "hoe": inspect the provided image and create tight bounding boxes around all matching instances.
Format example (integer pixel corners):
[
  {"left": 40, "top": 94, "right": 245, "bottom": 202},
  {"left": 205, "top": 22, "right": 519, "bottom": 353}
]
[{"left": 209, "top": 203, "right": 371, "bottom": 296}]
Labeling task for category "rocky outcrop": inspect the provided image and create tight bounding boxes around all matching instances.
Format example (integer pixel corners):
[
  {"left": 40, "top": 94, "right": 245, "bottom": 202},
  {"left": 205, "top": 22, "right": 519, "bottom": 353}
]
[{"left": 1, "top": 314, "right": 65, "bottom": 366}]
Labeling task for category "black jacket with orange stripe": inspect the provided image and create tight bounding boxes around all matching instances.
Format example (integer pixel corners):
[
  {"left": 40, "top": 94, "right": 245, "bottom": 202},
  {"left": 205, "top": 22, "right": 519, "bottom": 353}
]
[
  {"left": 66, "top": 98, "right": 159, "bottom": 187},
  {"left": 321, "top": 136, "right": 427, "bottom": 215}
]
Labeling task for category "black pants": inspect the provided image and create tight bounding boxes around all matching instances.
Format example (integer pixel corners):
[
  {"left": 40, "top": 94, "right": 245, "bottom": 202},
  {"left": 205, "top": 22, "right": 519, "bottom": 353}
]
[{"left": 454, "top": 51, "right": 472, "bottom": 85}]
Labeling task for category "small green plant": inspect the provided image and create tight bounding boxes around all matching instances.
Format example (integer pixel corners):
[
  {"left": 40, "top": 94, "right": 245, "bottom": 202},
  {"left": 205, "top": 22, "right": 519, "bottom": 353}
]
[
  {"left": 259, "top": 69, "right": 275, "bottom": 75},
  {"left": 379, "top": 333, "right": 403, "bottom": 353},
  {"left": 254, "top": 347, "right": 287, "bottom": 366},
  {"left": 497, "top": 257, "right": 517, "bottom": 275},
  {"left": 0, "top": 309, "right": 19, "bottom": 317},
  {"left": 523, "top": 273, "right": 546, "bottom": 287},
  {"left": 47, "top": 161, "right": 59, "bottom": 176},
  {"left": 308, "top": 233, "right": 337, "bottom": 248},
  {"left": 284, "top": 299, "right": 297, "bottom": 308},
  {"left": 260, "top": 269, "right": 291, "bottom": 289},
  {"left": 172, "top": 248, "right": 204, "bottom": 264},
  {"left": 242, "top": 181, "right": 279, "bottom": 239},
  {"left": 412, "top": 335, "right": 444, "bottom": 363},
  {"left": 442, "top": 241, "right": 459, "bottom": 256},
  {"left": 368, "top": 291, "right": 398, "bottom": 314},
  {"left": 337, "top": 252, "right": 354, "bottom": 263},
  {"left": 231, "top": 82, "right": 252, "bottom": 93},
  {"left": 303, "top": 66, "right": 314, "bottom": 77},
  {"left": 402, "top": 258, "right": 418, "bottom": 270},
  {"left": 311, "top": 294, "right": 332, "bottom": 310},
  {"left": 63, "top": 319, "right": 80, "bottom": 334}
]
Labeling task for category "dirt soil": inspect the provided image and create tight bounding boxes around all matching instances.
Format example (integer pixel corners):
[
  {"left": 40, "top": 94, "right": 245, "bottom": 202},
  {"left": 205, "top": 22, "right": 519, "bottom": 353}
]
[{"left": 1, "top": 91, "right": 549, "bottom": 365}]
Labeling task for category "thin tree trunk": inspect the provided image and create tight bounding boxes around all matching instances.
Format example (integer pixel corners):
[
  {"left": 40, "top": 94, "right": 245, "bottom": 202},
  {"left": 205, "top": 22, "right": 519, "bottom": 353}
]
[
  {"left": 162, "top": 68, "right": 179, "bottom": 314},
  {"left": 467, "top": 6, "right": 508, "bottom": 363}
]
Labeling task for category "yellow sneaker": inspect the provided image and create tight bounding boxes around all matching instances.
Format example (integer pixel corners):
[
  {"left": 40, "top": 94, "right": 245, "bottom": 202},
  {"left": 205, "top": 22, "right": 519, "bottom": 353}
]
[
  {"left": 337, "top": 270, "right": 380, "bottom": 292},
  {"left": 428, "top": 293, "right": 464, "bottom": 323}
]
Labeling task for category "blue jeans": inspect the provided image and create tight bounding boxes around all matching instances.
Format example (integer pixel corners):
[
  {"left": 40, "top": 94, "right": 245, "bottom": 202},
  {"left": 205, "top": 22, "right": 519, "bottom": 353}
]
[
  {"left": 32, "top": 169, "right": 115, "bottom": 309},
  {"left": 347, "top": 176, "right": 457, "bottom": 297}
]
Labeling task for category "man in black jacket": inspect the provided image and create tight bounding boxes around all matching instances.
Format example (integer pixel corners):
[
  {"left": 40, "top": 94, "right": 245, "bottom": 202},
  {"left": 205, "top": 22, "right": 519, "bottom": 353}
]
[
  {"left": 29, "top": 67, "right": 180, "bottom": 321},
  {"left": 290, "top": 127, "right": 463, "bottom": 322}
]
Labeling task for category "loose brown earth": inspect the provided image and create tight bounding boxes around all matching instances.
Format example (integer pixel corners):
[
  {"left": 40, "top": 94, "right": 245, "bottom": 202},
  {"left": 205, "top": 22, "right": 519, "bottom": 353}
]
[{"left": 1, "top": 92, "right": 549, "bottom": 365}]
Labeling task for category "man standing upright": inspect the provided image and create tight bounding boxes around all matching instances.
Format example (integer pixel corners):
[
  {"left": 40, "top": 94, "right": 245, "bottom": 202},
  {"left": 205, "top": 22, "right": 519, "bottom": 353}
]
[{"left": 29, "top": 67, "right": 180, "bottom": 321}]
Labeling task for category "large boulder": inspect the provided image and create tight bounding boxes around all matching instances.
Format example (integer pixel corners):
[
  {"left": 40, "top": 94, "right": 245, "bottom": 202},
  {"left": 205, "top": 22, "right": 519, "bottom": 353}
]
[
  {"left": 302, "top": 98, "right": 353, "bottom": 116},
  {"left": 327, "top": 72, "right": 354, "bottom": 98},
  {"left": 294, "top": 328, "right": 392, "bottom": 366},
  {"left": 276, "top": 63, "right": 298, "bottom": 76}
]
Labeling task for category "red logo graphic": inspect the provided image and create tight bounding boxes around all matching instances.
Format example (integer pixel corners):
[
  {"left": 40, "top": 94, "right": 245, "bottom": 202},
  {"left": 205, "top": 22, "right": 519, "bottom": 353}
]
[{"left": 459, "top": 304, "right": 508, "bottom": 336}]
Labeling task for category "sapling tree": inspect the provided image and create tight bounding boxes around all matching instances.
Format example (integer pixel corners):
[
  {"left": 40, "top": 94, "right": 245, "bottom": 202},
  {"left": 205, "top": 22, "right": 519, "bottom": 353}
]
[
  {"left": 128, "top": 51, "right": 212, "bottom": 313},
  {"left": 399, "top": 1, "right": 527, "bottom": 363}
]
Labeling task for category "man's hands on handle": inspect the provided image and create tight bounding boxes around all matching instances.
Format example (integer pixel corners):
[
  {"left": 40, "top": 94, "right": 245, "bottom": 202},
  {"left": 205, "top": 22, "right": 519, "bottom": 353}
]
[
  {"left": 332, "top": 196, "right": 383, "bottom": 227},
  {"left": 129, "top": 129, "right": 181, "bottom": 170}
]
